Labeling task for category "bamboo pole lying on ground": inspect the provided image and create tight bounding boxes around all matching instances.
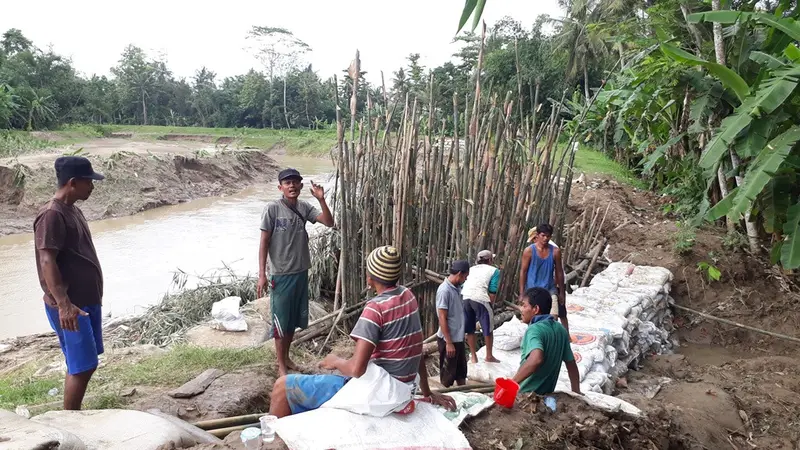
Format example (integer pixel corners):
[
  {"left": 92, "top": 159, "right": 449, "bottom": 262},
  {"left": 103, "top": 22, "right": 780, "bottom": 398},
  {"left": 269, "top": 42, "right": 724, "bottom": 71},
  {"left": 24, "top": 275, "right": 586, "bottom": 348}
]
[{"left": 672, "top": 304, "right": 800, "bottom": 344}]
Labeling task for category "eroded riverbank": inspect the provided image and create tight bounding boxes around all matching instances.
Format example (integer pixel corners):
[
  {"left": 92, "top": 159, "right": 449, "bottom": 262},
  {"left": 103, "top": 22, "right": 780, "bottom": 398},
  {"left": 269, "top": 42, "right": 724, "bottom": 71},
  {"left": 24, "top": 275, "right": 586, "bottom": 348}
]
[{"left": 0, "top": 146, "right": 333, "bottom": 339}]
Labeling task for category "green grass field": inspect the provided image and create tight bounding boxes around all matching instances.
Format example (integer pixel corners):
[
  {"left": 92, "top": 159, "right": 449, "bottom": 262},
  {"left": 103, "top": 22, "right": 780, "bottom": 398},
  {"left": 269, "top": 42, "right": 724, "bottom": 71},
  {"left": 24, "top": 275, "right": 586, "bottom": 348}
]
[
  {"left": 0, "top": 345, "right": 276, "bottom": 412},
  {"left": 3, "top": 125, "right": 640, "bottom": 187}
]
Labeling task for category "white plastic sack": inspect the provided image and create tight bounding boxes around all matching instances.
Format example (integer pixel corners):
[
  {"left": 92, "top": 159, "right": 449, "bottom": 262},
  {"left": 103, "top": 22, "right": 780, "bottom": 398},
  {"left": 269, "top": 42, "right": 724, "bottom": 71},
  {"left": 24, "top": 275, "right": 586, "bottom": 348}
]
[
  {"left": 210, "top": 296, "right": 247, "bottom": 332},
  {"left": 321, "top": 363, "right": 413, "bottom": 417},
  {"left": 430, "top": 391, "right": 494, "bottom": 426},
  {"left": 272, "top": 402, "right": 472, "bottom": 450},
  {"left": 492, "top": 316, "right": 528, "bottom": 351}
]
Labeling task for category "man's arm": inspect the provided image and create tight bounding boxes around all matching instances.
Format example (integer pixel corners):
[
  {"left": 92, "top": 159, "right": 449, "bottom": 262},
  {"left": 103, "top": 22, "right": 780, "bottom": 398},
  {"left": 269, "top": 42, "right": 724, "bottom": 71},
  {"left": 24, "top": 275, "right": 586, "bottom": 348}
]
[
  {"left": 553, "top": 247, "right": 565, "bottom": 303},
  {"left": 437, "top": 308, "right": 455, "bottom": 357},
  {"left": 519, "top": 247, "right": 532, "bottom": 296},
  {"left": 565, "top": 360, "right": 582, "bottom": 394},
  {"left": 257, "top": 230, "right": 271, "bottom": 298},
  {"left": 310, "top": 181, "right": 334, "bottom": 227},
  {"left": 512, "top": 348, "right": 544, "bottom": 385},
  {"left": 488, "top": 268, "right": 500, "bottom": 304},
  {"left": 38, "top": 248, "right": 87, "bottom": 332},
  {"left": 320, "top": 338, "right": 374, "bottom": 377}
]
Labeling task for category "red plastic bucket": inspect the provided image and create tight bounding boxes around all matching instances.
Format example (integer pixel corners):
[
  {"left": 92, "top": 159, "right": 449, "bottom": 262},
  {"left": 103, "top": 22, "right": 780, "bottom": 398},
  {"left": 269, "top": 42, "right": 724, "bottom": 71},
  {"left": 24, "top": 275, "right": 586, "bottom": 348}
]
[{"left": 494, "top": 378, "right": 519, "bottom": 408}]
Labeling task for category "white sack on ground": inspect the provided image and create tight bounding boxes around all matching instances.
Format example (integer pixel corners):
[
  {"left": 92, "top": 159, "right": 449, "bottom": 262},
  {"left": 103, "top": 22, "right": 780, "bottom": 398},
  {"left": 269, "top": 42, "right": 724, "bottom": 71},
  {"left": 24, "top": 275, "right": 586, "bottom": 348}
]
[
  {"left": 321, "top": 363, "right": 413, "bottom": 417},
  {"left": 272, "top": 402, "right": 472, "bottom": 450},
  {"left": 210, "top": 296, "right": 247, "bottom": 332},
  {"left": 29, "top": 409, "right": 209, "bottom": 450}
]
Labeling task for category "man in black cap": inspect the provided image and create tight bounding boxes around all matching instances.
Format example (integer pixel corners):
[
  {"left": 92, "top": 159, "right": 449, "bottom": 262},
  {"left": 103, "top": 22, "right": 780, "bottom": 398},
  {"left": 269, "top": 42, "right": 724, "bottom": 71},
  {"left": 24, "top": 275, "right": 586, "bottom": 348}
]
[
  {"left": 258, "top": 168, "right": 334, "bottom": 376},
  {"left": 34, "top": 156, "right": 105, "bottom": 410},
  {"left": 436, "top": 260, "right": 470, "bottom": 387}
]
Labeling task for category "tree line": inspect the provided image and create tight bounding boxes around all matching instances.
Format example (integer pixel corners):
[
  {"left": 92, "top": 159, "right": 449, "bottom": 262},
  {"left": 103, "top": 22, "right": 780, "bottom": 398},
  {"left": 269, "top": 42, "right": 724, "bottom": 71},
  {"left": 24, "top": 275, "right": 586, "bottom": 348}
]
[
  {"left": 0, "top": 20, "right": 580, "bottom": 133},
  {"left": 462, "top": 0, "right": 800, "bottom": 269}
]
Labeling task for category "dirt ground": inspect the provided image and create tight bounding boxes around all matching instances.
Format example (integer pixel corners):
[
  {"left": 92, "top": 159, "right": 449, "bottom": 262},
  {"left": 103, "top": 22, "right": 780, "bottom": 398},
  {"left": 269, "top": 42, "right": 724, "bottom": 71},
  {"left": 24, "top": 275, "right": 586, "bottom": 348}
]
[{"left": 0, "top": 138, "right": 278, "bottom": 236}]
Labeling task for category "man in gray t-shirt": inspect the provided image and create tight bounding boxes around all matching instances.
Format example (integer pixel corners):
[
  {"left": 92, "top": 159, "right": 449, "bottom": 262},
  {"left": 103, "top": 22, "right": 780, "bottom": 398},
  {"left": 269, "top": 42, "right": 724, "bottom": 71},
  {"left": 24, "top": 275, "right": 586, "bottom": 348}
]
[
  {"left": 436, "top": 260, "right": 469, "bottom": 387},
  {"left": 258, "top": 168, "right": 334, "bottom": 377}
]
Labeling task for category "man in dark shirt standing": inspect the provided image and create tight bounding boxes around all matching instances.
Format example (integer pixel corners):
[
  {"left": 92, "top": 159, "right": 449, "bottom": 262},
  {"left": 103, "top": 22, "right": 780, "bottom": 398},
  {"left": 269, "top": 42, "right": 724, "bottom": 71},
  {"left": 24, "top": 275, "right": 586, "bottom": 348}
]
[{"left": 34, "top": 156, "right": 105, "bottom": 410}]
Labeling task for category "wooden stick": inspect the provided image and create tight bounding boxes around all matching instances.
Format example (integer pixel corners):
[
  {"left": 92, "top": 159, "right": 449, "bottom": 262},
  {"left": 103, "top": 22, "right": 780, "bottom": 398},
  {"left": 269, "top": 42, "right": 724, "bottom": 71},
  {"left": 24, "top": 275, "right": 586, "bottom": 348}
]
[
  {"left": 580, "top": 238, "right": 607, "bottom": 288},
  {"left": 672, "top": 304, "right": 800, "bottom": 344}
]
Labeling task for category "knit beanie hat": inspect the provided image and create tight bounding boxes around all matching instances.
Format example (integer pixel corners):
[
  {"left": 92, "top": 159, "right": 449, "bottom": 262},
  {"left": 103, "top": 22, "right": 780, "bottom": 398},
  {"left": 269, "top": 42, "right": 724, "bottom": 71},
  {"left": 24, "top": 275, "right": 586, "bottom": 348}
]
[{"left": 366, "top": 245, "right": 402, "bottom": 285}]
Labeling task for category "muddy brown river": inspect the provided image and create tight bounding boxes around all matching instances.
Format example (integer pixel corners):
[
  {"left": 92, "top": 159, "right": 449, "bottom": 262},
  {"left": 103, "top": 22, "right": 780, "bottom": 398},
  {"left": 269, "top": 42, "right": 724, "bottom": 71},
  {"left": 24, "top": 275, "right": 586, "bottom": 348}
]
[{"left": 0, "top": 155, "right": 333, "bottom": 340}]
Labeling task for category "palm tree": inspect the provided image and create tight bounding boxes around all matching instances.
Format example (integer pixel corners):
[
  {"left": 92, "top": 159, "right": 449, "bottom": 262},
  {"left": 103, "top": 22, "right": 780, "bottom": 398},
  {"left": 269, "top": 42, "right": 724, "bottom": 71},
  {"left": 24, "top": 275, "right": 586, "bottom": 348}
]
[
  {"left": 0, "top": 84, "right": 19, "bottom": 128},
  {"left": 552, "top": 0, "right": 611, "bottom": 102}
]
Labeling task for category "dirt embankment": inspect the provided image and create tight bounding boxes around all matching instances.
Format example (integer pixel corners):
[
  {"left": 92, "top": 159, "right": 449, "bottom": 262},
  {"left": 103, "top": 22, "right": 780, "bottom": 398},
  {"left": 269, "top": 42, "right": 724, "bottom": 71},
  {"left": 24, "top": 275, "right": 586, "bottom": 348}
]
[{"left": 0, "top": 148, "right": 278, "bottom": 236}]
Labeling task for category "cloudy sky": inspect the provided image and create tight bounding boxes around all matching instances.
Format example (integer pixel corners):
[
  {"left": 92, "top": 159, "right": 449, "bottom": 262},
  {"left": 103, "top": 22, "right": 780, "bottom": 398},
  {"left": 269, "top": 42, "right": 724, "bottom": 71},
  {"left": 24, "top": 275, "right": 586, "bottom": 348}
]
[{"left": 1, "top": 0, "right": 562, "bottom": 84}]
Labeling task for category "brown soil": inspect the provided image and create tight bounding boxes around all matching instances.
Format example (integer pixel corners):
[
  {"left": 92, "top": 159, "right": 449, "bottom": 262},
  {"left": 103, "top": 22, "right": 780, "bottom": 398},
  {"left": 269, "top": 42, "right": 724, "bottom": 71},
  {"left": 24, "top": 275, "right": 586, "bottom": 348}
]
[
  {"left": 0, "top": 149, "right": 278, "bottom": 236},
  {"left": 158, "top": 134, "right": 235, "bottom": 144}
]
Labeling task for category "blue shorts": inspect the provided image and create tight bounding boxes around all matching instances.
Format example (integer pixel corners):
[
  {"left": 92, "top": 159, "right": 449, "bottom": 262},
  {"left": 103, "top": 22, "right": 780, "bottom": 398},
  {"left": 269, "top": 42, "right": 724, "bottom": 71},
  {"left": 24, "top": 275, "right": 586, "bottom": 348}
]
[
  {"left": 464, "top": 299, "right": 493, "bottom": 335},
  {"left": 285, "top": 374, "right": 349, "bottom": 415},
  {"left": 45, "top": 304, "right": 104, "bottom": 375}
]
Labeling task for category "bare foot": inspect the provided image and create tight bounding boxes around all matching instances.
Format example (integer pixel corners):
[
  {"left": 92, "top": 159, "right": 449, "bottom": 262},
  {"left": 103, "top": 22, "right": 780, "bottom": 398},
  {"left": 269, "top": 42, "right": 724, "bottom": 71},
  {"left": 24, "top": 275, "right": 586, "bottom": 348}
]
[
  {"left": 470, "top": 355, "right": 479, "bottom": 364},
  {"left": 278, "top": 365, "right": 288, "bottom": 378},
  {"left": 286, "top": 359, "right": 300, "bottom": 372},
  {"left": 485, "top": 356, "right": 501, "bottom": 363}
]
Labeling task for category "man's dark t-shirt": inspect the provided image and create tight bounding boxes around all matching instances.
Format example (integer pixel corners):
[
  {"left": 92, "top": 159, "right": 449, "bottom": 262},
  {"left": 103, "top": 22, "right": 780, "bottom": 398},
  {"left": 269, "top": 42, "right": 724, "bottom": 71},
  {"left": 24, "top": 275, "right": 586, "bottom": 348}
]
[{"left": 34, "top": 199, "right": 103, "bottom": 307}]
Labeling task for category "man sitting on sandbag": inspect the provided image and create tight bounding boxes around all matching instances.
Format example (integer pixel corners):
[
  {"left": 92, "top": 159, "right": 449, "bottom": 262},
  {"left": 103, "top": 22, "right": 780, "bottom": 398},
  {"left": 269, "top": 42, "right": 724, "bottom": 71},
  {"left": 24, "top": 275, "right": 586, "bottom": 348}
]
[
  {"left": 269, "top": 245, "right": 456, "bottom": 417},
  {"left": 512, "top": 287, "right": 582, "bottom": 395}
]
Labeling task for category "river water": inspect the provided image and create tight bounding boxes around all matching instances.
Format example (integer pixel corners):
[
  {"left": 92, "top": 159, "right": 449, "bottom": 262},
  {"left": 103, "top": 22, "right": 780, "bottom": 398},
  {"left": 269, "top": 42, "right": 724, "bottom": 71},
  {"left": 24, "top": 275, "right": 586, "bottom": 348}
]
[{"left": 0, "top": 155, "right": 334, "bottom": 340}]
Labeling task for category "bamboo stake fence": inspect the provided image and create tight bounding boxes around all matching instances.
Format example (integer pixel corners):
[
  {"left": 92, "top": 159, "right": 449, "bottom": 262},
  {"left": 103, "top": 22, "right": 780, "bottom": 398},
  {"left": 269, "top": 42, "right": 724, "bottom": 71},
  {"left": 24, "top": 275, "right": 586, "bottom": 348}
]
[{"left": 323, "top": 26, "right": 587, "bottom": 335}]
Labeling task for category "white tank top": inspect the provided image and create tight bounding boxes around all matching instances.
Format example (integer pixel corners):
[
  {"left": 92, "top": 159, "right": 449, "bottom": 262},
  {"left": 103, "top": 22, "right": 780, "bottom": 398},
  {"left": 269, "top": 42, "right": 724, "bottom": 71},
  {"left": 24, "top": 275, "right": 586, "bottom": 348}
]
[{"left": 461, "top": 264, "right": 498, "bottom": 304}]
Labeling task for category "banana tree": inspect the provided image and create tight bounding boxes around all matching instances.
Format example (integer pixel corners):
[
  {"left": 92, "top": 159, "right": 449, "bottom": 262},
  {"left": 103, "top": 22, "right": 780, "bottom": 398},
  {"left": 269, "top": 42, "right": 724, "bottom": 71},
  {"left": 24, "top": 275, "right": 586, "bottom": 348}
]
[{"left": 681, "top": 11, "right": 800, "bottom": 268}]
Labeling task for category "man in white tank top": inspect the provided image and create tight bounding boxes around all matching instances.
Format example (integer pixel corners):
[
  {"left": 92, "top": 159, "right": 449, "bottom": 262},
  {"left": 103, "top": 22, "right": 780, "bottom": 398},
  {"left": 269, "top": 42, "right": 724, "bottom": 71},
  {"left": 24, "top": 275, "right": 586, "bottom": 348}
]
[{"left": 461, "top": 250, "right": 501, "bottom": 363}]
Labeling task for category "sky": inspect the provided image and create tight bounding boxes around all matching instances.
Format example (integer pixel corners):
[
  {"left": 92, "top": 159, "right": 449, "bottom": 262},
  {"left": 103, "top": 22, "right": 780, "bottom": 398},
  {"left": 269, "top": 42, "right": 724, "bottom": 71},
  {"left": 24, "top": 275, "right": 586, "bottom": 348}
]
[{"left": 1, "top": 0, "right": 563, "bottom": 85}]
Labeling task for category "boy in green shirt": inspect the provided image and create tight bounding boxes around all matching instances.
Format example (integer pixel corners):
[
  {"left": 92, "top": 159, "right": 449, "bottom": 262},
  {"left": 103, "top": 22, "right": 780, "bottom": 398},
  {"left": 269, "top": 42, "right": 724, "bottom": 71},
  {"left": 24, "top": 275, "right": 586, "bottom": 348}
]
[{"left": 512, "top": 287, "right": 582, "bottom": 395}]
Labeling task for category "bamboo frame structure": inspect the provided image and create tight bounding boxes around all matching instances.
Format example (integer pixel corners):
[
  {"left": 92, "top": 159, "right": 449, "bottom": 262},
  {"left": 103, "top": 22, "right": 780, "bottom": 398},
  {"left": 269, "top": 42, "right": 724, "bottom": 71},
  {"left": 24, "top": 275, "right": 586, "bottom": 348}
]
[{"left": 325, "top": 28, "right": 587, "bottom": 335}]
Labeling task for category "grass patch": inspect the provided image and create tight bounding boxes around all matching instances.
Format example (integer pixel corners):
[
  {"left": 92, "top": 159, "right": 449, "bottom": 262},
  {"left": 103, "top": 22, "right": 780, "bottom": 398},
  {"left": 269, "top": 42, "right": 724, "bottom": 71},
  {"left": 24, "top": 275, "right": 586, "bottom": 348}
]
[
  {"left": 0, "top": 130, "right": 53, "bottom": 158},
  {"left": 0, "top": 345, "right": 275, "bottom": 411},
  {"left": 105, "top": 345, "right": 274, "bottom": 387},
  {"left": 102, "top": 125, "right": 337, "bottom": 156},
  {"left": 0, "top": 366, "right": 62, "bottom": 410},
  {"left": 571, "top": 144, "right": 646, "bottom": 188}
]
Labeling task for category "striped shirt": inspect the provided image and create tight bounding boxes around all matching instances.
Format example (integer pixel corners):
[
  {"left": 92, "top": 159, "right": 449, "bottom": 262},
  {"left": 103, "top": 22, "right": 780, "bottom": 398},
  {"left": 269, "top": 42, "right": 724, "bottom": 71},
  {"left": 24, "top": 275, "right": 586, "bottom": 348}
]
[{"left": 350, "top": 285, "right": 423, "bottom": 383}]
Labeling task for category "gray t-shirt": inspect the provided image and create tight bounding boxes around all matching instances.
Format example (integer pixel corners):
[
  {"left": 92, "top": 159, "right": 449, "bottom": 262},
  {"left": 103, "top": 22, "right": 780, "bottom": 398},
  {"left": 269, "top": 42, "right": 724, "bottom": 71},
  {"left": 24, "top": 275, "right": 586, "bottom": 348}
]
[
  {"left": 435, "top": 278, "right": 465, "bottom": 343},
  {"left": 260, "top": 198, "right": 321, "bottom": 275}
]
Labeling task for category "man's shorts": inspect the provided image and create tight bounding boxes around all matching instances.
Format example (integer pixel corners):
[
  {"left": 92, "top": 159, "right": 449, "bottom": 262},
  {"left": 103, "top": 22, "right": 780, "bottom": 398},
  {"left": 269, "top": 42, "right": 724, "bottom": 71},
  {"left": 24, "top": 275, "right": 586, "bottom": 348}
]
[
  {"left": 285, "top": 374, "right": 349, "bottom": 414},
  {"left": 550, "top": 294, "right": 567, "bottom": 319},
  {"left": 464, "top": 299, "right": 493, "bottom": 336},
  {"left": 45, "top": 304, "right": 104, "bottom": 375},
  {"left": 270, "top": 270, "right": 309, "bottom": 338},
  {"left": 437, "top": 338, "right": 467, "bottom": 387}
]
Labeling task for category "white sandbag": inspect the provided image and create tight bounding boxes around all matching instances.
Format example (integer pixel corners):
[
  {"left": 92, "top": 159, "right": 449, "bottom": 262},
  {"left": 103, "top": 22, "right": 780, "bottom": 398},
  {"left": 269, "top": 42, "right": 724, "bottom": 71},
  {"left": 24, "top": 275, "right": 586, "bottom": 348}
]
[
  {"left": 492, "top": 316, "right": 528, "bottom": 351},
  {"left": 557, "top": 390, "right": 643, "bottom": 418},
  {"left": 428, "top": 391, "right": 494, "bottom": 427},
  {"left": 272, "top": 402, "right": 472, "bottom": 450},
  {"left": 29, "top": 409, "right": 209, "bottom": 450},
  {"left": 0, "top": 410, "right": 86, "bottom": 450},
  {"left": 321, "top": 363, "right": 413, "bottom": 417},
  {"left": 467, "top": 347, "right": 520, "bottom": 383},
  {"left": 210, "top": 296, "right": 247, "bottom": 332}
]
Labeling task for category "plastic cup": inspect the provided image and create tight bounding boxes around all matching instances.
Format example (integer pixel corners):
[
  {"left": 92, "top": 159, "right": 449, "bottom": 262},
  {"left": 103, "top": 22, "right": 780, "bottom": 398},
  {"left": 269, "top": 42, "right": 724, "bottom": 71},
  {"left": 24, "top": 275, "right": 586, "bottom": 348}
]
[
  {"left": 241, "top": 427, "right": 262, "bottom": 450},
  {"left": 493, "top": 377, "right": 519, "bottom": 408},
  {"left": 259, "top": 414, "right": 277, "bottom": 443}
]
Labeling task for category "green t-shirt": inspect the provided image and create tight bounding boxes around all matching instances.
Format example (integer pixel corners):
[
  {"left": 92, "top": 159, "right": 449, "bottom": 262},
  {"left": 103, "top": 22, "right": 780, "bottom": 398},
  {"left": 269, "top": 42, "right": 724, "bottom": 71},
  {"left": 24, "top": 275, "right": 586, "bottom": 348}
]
[{"left": 518, "top": 318, "right": 574, "bottom": 395}]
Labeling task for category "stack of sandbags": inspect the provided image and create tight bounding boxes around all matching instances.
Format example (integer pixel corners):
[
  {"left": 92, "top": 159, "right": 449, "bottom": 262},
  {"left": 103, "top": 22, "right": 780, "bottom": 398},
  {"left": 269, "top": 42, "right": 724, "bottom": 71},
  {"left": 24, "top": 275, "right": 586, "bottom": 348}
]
[{"left": 467, "top": 262, "right": 675, "bottom": 395}]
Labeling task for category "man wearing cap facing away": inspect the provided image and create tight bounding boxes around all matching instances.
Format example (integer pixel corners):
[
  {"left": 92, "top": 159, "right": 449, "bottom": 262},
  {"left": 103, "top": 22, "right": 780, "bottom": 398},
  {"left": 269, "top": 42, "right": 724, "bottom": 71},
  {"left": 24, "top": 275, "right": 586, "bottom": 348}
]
[
  {"left": 268, "top": 246, "right": 456, "bottom": 417},
  {"left": 34, "top": 156, "right": 105, "bottom": 410},
  {"left": 436, "top": 260, "right": 470, "bottom": 387},
  {"left": 461, "top": 250, "right": 501, "bottom": 363},
  {"left": 258, "top": 168, "right": 334, "bottom": 377}
]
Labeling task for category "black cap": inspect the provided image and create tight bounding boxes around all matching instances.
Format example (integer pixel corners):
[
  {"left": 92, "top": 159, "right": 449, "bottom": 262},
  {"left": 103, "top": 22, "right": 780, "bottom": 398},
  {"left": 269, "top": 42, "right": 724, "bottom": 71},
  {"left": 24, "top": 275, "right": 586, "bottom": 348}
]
[
  {"left": 55, "top": 156, "right": 104, "bottom": 185},
  {"left": 449, "top": 260, "right": 470, "bottom": 274},
  {"left": 278, "top": 168, "right": 303, "bottom": 182}
]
